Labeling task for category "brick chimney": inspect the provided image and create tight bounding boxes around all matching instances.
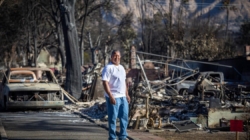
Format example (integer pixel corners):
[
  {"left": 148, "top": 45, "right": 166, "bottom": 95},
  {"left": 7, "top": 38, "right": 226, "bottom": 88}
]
[
  {"left": 246, "top": 45, "right": 250, "bottom": 60},
  {"left": 130, "top": 46, "right": 136, "bottom": 69}
]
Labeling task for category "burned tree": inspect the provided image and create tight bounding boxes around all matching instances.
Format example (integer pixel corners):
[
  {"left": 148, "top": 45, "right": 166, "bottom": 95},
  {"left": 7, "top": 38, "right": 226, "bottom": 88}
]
[
  {"left": 45, "top": 0, "right": 67, "bottom": 70},
  {"left": 57, "top": 0, "right": 82, "bottom": 99},
  {"left": 117, "top": 11, "right": 136, "bottom": 64},
  {"left": 76, "top": 0, "right": 112, "bottom": 65}
]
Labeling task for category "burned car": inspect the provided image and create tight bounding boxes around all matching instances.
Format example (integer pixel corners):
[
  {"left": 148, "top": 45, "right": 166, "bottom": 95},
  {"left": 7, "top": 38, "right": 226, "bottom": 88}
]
[
  {"left": 0, "top": 67, "right": 64, "bottom": 110},
  {"left": 176, "top": 72, "right": 223, "bottom": 95}
]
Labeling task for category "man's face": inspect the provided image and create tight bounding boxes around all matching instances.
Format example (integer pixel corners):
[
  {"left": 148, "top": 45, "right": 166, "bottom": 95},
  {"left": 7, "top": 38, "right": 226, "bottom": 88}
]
[{"left": 111, "top": 51, "right": 121, "bottom": 65}]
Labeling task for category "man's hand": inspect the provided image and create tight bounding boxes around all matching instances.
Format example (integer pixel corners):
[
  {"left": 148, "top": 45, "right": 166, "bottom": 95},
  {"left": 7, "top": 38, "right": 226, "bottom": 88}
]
[
  {"left": 110, "top": 96, "right": 116, "bottom": 105},
  {"left": 103, "top": 81, "right": 116, "bottom": 105},
  {"left": 126, "top": 95, "right": 131, "bottom": 104}
]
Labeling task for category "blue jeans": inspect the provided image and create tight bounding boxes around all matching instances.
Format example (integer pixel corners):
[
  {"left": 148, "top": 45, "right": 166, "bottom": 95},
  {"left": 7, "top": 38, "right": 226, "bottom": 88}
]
[{"left": 106, "top": 97, "right": 128, "bottom": 140}]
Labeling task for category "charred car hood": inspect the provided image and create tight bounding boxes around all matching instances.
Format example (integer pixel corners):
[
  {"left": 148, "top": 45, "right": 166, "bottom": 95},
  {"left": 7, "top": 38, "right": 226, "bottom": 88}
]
[{"left": 6, "top": 83, "right": 61, "bottom": 91}]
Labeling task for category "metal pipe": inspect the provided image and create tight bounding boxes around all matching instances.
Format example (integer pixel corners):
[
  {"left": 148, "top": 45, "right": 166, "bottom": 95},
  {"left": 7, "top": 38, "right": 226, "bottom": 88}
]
[
  {"left": 140, "top": 60, "right": 195, "bottom": 71},
  {"left": 136, "top": 55, "right": 151, "bottom": 92},
  {"left": 233, "top": 67, "right": 249, "bottom": 82},
  {"left": 136, "top": 51, "right": 233, "bottom": 68},
  {"left": 183, "top": 61, "right": 192, "bottom": 69}
]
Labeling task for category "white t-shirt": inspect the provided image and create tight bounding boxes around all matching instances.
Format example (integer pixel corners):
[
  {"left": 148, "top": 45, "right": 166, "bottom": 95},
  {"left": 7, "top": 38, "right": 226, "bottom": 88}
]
[{"left": 102, "top": 63, "right": 126, "bottom": 98}]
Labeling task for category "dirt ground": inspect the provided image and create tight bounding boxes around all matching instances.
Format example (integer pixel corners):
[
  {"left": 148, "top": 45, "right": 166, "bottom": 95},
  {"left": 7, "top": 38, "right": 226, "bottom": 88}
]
[{"left": 152, "top": 130, "right": 248, "bottom": 140}]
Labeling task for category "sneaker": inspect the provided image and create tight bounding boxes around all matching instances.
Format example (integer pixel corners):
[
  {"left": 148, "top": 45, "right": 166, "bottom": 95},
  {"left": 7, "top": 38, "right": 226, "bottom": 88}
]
[{"left": 119, "top": 138, "right": 129, "bottom": 140}]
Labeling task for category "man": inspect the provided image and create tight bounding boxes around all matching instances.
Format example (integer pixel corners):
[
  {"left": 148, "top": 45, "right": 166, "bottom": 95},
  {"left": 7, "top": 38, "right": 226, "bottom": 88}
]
[{"left": 102, "top": 50, "right": 131, "bottom": 140}]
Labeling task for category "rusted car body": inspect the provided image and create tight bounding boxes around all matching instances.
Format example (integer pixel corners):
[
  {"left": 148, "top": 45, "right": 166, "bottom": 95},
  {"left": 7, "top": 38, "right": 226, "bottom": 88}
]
[{"left": 0, "top": 67, "right": 64, "bottom": 110}]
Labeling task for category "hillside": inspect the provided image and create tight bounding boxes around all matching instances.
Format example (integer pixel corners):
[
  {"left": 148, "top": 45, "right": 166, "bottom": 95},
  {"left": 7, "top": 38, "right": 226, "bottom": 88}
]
[{"left": 106, "top": 0, "right": 250, "bottom": 32}]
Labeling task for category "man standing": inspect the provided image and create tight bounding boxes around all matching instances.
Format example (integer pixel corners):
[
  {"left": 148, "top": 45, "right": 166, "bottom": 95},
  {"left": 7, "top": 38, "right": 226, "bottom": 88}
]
[{"left": 102, "top": 50, "right": 131, "bottom": 140}]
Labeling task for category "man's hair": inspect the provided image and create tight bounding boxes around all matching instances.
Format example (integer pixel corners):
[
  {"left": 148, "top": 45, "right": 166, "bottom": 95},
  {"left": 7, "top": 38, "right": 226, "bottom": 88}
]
[{"left": 111, "top": 50, "right": 120, "bottom": 57}]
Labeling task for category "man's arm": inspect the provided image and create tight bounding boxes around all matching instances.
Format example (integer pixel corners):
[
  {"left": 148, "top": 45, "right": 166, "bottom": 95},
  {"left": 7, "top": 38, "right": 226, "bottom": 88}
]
[
  {"left": 126, "top": 82, "right": 131, "bottom": 103},
  {"left": 103, "top": 81, "right": 116, "bottom": 105}
]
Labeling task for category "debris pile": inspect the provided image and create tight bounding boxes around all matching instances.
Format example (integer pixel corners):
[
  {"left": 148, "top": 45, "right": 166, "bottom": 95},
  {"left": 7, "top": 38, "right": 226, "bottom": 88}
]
[
  {"left": 124, "top": 52, "right": 250, "bottom": 132},
  {"left": 74, "top": 51, "right": 250, "bottom": 133},
  {"left": 79, "top": 99, "right": 107, "bottom": 121}
]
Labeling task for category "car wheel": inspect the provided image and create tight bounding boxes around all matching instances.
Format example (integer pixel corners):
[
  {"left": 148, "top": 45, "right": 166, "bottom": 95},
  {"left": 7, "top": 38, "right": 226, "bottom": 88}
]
[
  {"left": 179, "top": 89, "right": 188, "bottom": 95},
  {"left": 0, "top": 95, "right": 6, "bottom": 111},
  {"left": 3, "top": 95, "right": 7, "bottom": 111},
  {"left": 0, "top": 101, "right": 3, "bottom": 111},
  {"left": 180, "top": 89, "right": 189, "bottom": 100},
  {"left": 2, "top": 96, "right": 7, "bottom": 111}
]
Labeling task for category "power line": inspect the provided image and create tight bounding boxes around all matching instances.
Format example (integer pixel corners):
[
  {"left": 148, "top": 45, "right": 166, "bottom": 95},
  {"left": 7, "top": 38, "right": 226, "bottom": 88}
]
[
  {"left": 112, "top": 0, "right": 243, "bottom": 8},
  {"left": 136, "top": 51, "right": 233, "bottom": 68}
]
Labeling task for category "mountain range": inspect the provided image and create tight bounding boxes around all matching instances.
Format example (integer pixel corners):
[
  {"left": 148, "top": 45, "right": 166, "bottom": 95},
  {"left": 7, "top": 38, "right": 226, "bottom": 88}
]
[{"left": 104, "top": 0, "right": 250, "bottom": 32}]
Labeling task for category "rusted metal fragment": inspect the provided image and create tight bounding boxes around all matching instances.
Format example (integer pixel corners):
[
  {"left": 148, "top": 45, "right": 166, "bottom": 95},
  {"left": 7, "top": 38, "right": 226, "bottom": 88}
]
[
  {"left": 131, "top": 108, "right": 146, "bottom": 120},
  {"left": 8, "top": 101, "right": 64, "bottom": 109},
  {"left": 7, "top": 83, "right": 61, "bottom": 91},
  {"left": 172, "top": 120, "right": 200, "bottom": 132}
]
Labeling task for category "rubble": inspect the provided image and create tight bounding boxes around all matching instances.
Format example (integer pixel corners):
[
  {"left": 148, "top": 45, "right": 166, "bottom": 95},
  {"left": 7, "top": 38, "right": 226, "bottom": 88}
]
[
  {"left": 79, "top": 98, "right": 107, "bottom": 121},
  {"left": 138, "top": 52, "right": 248, "bottom": 132},
  {"left": 65, "top": 50, "right": 250, "bottom": 135}
]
